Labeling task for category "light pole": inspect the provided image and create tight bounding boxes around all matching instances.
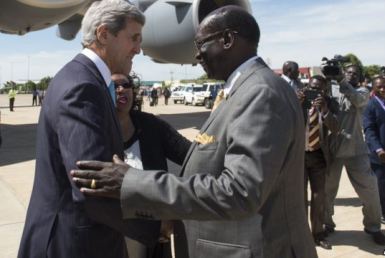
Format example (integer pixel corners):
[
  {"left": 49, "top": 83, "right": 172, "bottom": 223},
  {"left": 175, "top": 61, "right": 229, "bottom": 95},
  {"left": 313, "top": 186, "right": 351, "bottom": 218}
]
[
  {"left": 10, "top": 61, "right": 23, "bottom": 82},
  {"left": 27, "top": 55, "right": 30, "bottom": 81},
  {"left": 11, "top": 62, "right": 14, "bottom": 81}
]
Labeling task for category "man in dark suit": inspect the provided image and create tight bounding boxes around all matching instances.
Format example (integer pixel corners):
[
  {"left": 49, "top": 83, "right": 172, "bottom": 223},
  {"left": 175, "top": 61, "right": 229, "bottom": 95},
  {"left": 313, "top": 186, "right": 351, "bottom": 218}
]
[
  {"left": 18, "top": 1, "right": 158, "bottom": 258},
  {"left": 364, "top": 75, "right": 385, "bottom": 222},
  {"left": 298, "top": 75, "right": 339, "bottom": 249},
  {"left": 281, "top": 61, "right": 304, "bottom": 92},
  {"left": 71, "top": 6, "right": 317, "bottom": 258}
]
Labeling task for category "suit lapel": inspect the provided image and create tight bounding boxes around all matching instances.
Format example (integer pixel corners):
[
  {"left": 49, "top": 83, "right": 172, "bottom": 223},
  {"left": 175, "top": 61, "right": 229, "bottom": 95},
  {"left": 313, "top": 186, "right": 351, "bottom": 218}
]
[
  {"left": 180, "top": 58, "right": 268, "bottom": 175},
  {"left": 179, "top": 98, "right": 227, "bottom": 174},
  {"left": 74, "top": 54, "right": 122, "bottom": 140},
  {"left": 199, "top": 58, "right": 265, "bottom": 134},
  {"left": 227, "top": 57, "right": 268, "bottom": 99}
]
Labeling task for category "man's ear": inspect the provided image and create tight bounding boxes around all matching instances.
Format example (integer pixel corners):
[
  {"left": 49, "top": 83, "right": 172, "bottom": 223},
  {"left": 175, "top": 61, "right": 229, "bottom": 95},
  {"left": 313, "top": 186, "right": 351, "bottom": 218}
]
[
  {"left": 95, "top": 24, "right": 109, "bottom": 45},
  {"left": 223, "top": 30, "right": 235, "bottom": 50}
]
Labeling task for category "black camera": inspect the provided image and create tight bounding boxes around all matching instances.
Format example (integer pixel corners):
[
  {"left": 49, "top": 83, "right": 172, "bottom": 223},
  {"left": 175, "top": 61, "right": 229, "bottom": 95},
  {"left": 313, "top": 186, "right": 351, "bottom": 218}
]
[
  {"left": 303, "top": 88, "right": 323, "bottom": 109},
  {"left": 321, "top": 55, "right": 347, "bottom": 78},
  {"left": 304, "top": 89, "right": 322, "bottom": 102}
]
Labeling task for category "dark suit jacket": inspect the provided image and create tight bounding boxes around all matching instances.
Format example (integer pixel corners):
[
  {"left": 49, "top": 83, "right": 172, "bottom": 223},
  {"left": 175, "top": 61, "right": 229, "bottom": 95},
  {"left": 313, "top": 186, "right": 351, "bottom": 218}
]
[
  {"left": 364, "top": 97, "right": 385, "bottom": 165},
  {"left": 18, "top": 54, "right": 159, "bottom": 258},
  {"left": 130, "top": 111, "right": 191, "bottom": 171},
  {"left": 120, "top": 58, "right": 318, "bottom": 258}
]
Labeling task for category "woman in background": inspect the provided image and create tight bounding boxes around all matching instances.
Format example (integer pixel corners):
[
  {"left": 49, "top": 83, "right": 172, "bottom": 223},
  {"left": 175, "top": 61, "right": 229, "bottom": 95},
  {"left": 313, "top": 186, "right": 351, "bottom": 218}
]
[{"left": 112, "top": 73, "right": 191, "bottom": 258}]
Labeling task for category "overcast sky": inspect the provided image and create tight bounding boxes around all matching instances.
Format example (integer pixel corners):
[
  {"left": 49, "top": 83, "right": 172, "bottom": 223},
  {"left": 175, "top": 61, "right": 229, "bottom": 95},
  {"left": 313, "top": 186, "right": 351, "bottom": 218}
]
[{"left": 0, "top": 0, "right": 384, "bottom": 84}]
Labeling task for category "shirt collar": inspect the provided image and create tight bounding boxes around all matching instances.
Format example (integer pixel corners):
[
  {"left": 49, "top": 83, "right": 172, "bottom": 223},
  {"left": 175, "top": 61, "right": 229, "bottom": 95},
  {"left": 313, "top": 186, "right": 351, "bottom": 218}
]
[
  {"left": 81, "top": 48, "right": 111, "bottom": 87},
  {"left": 281, "top": 74, "right": 291, "bottom": 84},
  {"left": 224, "top": 55, "right": 259, "bottom": 96}
]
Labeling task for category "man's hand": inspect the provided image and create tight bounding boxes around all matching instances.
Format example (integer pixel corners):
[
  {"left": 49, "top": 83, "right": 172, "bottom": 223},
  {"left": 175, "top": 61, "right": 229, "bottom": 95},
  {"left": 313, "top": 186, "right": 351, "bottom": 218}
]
[
  {"left": 296, "top": 90, "right": 305, "bottom": 104},
  {"left": 313, "top": 96, "right": 328, "bottom": 114},
  {"left": 377, "top": 150, "right": 385, "bottom": 164},
  {"left": 71, "top": 155, "right": 129, "bottom": 199}
]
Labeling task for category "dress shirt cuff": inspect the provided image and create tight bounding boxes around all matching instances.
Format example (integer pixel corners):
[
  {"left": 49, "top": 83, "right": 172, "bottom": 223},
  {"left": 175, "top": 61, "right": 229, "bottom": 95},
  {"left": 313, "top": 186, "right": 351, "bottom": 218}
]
[{"left": 376, "top": 148, "right": 384, "bottom": 154}]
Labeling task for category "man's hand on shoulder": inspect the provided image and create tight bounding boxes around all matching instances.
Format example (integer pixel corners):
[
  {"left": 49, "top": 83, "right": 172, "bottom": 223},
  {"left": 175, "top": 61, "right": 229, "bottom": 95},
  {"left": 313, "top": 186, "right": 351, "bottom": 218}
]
[{"left": 71, "top": 155, "right": 129, "bottom": 199}]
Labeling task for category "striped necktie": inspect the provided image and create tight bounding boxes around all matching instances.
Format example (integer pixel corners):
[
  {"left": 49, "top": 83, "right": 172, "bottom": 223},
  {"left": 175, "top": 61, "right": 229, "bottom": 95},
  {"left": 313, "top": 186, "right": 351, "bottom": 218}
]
[
  {"left": 108, "top": 81, "right": 116, "bottom": 107},
  {"left": 308, "top": 107, "right": 321, "bottom": 151}
]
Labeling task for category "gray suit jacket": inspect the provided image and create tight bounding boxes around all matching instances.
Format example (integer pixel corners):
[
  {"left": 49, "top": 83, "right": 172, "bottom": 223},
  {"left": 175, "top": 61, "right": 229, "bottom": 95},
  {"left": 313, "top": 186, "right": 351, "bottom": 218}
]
[
  {"left": 121, "top": 58, "right": 317, "bottom": 258},
  {"left": 329, "top": 82, "right": 369, "bottom": 158}
]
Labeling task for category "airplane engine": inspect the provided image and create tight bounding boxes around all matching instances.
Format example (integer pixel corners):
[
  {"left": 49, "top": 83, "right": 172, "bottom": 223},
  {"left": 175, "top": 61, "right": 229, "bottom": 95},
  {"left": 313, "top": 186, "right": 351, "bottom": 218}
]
[
  {"left": 0, "top": 0, "right": 251, "bottom": 65},
  {"left": 136, "top": 0, "right": 251, "bottom": 64},
  {"left": 0, "top": 0, "right": 90, "bottom": 35}
]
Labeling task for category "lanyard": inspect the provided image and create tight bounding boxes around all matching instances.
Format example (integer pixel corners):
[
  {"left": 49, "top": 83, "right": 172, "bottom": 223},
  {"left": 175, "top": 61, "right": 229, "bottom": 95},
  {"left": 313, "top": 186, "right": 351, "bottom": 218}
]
[{"left": 374, "top": 96, "right": 385, "bottom": 112}]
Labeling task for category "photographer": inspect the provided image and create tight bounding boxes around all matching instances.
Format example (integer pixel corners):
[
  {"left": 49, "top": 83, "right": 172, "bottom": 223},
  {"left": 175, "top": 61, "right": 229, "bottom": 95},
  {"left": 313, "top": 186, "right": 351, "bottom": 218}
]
[
  {"left": 324, "top": 64, "right": 385, "bottom": 245},
  {"left": 298, "top": 75, "right": 338, "bottom": 249}
]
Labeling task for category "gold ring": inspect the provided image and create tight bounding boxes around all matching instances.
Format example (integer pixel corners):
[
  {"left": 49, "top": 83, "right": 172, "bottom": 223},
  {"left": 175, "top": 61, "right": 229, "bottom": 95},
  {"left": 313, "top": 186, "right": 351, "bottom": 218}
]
[{"left": 90, "top": 179, "right": 96, "bottom": 189}]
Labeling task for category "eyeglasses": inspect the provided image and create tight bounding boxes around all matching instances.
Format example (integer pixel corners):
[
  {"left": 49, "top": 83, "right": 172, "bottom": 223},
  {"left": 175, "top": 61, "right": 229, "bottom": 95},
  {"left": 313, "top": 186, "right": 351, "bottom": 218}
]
[
  {"left": 194, "top": 30, "right": 238, "bottom": 51},
  {"left": 113, "top": 81, "right": 134, "bottom": 89}
]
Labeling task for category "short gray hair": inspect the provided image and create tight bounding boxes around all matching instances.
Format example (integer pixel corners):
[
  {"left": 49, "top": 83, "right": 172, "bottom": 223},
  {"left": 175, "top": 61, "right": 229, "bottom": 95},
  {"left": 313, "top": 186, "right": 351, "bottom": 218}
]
[{"left": 81, "top": 0, "right": 145, "bottom": 47}]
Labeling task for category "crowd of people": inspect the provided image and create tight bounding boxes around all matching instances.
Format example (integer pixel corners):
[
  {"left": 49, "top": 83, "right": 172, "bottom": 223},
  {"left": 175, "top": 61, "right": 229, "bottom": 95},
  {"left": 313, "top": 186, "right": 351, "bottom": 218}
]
[
  {"left": 281, "top": 60, "right": 385, "bottom": 250},
  {"left": 15, "top": 0, "right": 385, "bottom": 257}
]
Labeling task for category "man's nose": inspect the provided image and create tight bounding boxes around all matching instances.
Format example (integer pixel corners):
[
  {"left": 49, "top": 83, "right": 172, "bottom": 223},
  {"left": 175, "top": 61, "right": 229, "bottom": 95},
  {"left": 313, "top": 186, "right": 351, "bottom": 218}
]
[{"left": 133, "top": 43, "right": 141, "bottom": 55}]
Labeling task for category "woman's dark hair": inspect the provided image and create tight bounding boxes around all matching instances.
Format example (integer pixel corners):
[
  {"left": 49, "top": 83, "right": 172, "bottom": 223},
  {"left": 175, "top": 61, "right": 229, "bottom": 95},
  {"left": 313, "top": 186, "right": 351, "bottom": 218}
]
[
  {"left": 372, "top": 75, "right": 385, "bottom": 84},
  {"left": 127, "top": 75, "right": 142, "bottom": 112}
]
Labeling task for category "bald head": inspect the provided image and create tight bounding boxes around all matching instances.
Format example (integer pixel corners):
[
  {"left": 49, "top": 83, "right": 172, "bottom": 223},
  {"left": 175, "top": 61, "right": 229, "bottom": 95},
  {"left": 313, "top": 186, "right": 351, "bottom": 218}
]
[
  {"left": 282, "top": 61, "right": 299, "bottom": 80},
  {"left": 195, "top": 5, "right": 260, "bottom": 81},
  {"left": 201, "top": 5, "right": 260, "bottom": 49}
]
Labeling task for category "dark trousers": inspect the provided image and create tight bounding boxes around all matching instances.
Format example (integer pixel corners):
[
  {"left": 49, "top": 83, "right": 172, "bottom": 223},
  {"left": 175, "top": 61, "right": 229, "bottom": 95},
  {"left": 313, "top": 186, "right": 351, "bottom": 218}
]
[
  {"left": 164, "top": 97, "right": 169, "bottom": 105},
  {"left": 305, "top": 148, "right": 327, "bottom": 238},
  {"left": 32, "top": 96, "right": 37, "bottom": 106},
  {"left": 9, "top": 97, "right": 15, "bottom": 111},
  {"left": 371, "top": 163, "right": 385, "bottom": 216}
]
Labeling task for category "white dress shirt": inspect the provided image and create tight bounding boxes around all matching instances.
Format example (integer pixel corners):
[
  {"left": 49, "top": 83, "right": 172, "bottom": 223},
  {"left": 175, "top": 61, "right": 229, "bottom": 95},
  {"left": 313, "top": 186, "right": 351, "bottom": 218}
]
[
  {"left": 124, "top": 140, "right": 144, "bottom": 170},
  {"left": 81, "top": 48, "right": 111, "bottom": 87}
]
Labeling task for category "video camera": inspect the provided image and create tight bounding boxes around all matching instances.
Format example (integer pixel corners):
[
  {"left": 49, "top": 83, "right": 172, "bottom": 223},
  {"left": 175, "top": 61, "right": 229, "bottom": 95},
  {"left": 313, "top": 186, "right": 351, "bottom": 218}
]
[{"left": 321, "top": 55, "right": 348, "bottom": 79}]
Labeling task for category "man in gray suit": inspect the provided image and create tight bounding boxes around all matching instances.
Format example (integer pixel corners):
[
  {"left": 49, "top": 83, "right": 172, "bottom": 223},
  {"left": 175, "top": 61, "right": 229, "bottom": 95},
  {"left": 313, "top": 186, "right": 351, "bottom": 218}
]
[
  {"left": 324, "top": 64, "right": 385, "bottom": 245},
  {"left": 72, "top": 6, "right": 317, "bottom": 258}
]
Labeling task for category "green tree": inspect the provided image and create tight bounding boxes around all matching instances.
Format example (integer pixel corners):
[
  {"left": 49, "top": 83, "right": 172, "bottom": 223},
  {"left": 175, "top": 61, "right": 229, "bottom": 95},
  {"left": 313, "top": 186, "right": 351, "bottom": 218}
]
[
  {"left": 343, "top": 53, "right": 363, "bottom": 68},
  {"left": 363, "top": 65, "right": 381, "bottom": 79},
  {"left": 38, "top": 76, "right": 52, "bottom": 90},
  {"left": 25, "top": 80, "right": 37, "bottom": 93},
  {"left": 197, "top": 74, "right": 208, "bottom": 80}
]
